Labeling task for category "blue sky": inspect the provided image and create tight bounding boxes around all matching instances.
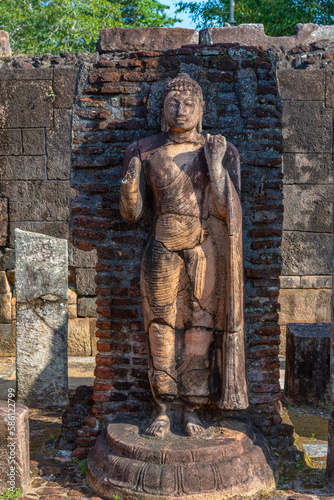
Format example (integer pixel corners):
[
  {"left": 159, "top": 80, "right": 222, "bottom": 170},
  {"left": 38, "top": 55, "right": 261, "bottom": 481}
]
[{"left": 162, "top": 0, "right": 197, "bottom": 29}]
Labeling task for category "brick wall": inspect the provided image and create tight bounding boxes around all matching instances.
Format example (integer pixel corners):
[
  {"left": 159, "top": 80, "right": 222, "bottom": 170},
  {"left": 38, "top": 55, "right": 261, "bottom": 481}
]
[
  {"left": 70, "top": 41, "right": 284, "bottom": 435},
  {"left": 276, "top": 42, "right": 334, "bottom": 352},
  {"left": 0, "top": 53, "right": 99, "bottom": 356}
]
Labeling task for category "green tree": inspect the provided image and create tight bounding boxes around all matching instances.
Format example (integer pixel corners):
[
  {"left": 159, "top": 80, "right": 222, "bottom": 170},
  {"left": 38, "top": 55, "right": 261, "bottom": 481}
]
[
  {"left": 177, "top": 0, "right": 334, "bottom": 36},
  {"left": 0, "top": 0, "right": 177, "bottom": 54}
]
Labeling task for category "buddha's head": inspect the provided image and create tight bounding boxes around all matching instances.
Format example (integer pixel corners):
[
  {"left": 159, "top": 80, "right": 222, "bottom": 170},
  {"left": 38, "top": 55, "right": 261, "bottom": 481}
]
[{"left": 161, "top": 73, "right": 204, "bottom": 133}]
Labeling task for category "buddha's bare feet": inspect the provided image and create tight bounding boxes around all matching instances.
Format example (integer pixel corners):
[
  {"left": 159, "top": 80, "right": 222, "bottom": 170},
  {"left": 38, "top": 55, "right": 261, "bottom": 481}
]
[
  {"left": 184, "top": 410, "right": 205, "bottom": 437},
  {"left": 145, "top": 414, "right": 170, "bottom": 438}
]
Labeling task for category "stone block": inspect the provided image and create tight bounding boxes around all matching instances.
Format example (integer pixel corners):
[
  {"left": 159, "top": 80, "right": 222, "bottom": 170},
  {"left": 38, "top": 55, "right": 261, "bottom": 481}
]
[
  {"left": 54, "top": 67, "right": 78, "bottom": 109},
  {"left": 326, "top": 70, "right": 334, "bottom": 108},
  {"left": 199, "top": 23, "right": 334, "bottom": 49},
  {"left": 76, "top": 268, "right": 96, "bottom": 296},
  {"left": 281, "top": 231, "right": 332, "bottom": 276},
  {"left": 68, "top": 318, "right": 91, "bottom": 356},
  {"left": 9, "top": 221, "right": 69, "bottom": 247},
  {"left": 283, "top": 185, "right": 332, "bottom": 233},
  {"left": 0, "top": 129, "right": 22, "bottom": 156},
  {"left": 282, "top": 101, "right": 332, "bottom": 154},
  {"left": 0, "top": 198, "right": 8, "bottom": 247},
  {"left": 6, "top": 270, "right": 14, "bottom": 286},
  {"left": 98, "top": 27, "right": 199, "bottom": 53},
  {"left": 1, "top": 180, "right": 74, "bottom": 221},
  {"left": 15, "top": 230, "right": 68, "bottom": 409},
  {"left": 277, "top": 70, "right": 325, "bottom": 101},
  {"left": 279, "top": 289, "right": 331, "bottom": 325},
  {"left": 284, "top": 323, "right": 330, "bottom": 406},
  {"left": 68, "top": 288, "right": 77, "bottom": 305},
  {"left": 11, "top": 297, "right": 16, "bottom": 321},
  {"left": 68, "top": 304, "right": 77, "bottom": 319},
  {"left": 283, "top": 153, "right": 333, "bottom": 185},
  {"left": 0, "top": 68, "right": 52, "bottom": 81},
  {"left": 0, "top": 156, "right": 46, "bottom": 181},
  {"left": 0, "top": 323, "right": 15, "bottom": 355},
  {"left": 69, "top": 243, "right": 98, "bottom": 268},
  {"left": 22, "top": 129, "right": 46, "bottom": 156},
  {"left": 0, "top": 402, "right": 30, "bottom": 495},
  {"left": 300, "top": 276, "right": 332, "bottom": 289},
  {"left": 47, "top": 109, "right": 72, "bottom": 180},
  {"left": 279, "top": 276, "right": 300, "bottom": 289},
  {"left": 15, "top": 229, "right": 68, "bottom": 303},
  {"left": 0, "top": 30, "right": 11, "bottom": 56},
  {"left": 0, "top": 293, "right": 12, "bottom": 323},
  {"left": 78, "top": 297, "right": 97, "bottom": 318},
  {"left": 90, "top": 318, "right": 98, "bottom": 356},
  {"left": 0, "top": 271, "right": 11, "bottom": 293},
  {"left": 0, "top": 248, "right": 14, "bottom": 270},
  {"left": 0, "top": 80, "right": 53, "bottom": 129}
]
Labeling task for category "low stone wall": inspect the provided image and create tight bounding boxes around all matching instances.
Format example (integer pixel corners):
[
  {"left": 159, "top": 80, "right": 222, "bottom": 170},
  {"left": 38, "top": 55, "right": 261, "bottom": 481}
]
[{"left": 0, "top": 54, "right": 98, "bottom": 356}]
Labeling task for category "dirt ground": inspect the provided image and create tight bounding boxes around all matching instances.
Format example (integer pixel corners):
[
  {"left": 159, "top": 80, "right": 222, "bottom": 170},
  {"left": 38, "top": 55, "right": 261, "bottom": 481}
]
[{"left": 1, "top": 356, "right": 334, "bottom": 500}]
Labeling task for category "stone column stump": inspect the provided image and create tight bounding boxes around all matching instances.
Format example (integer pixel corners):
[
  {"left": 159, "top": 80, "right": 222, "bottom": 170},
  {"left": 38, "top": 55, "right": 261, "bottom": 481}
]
[
  {"left": 284, "top": 323, "right": 330, "bottom": 406},
  {"left": 15, "top": 229, "right": 69, "bottom": 409},
  {"left": 0, "top": 401, "right": 30, "bottom": 495}
]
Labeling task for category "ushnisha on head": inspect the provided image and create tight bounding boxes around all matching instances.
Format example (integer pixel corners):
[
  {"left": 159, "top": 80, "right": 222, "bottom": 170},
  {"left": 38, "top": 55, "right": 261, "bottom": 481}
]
[{"left": 161, "top": 73, "right": 204, "bottom": 134}]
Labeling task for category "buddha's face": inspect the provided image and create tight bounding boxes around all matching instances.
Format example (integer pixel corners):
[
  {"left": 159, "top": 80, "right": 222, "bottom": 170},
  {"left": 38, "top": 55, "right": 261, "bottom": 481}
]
[{"left": 163, "top": 90, "right": 203, "bottom": 133}]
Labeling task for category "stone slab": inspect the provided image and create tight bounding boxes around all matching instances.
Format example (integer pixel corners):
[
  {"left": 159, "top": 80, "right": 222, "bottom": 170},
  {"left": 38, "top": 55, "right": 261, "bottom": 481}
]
[
  {"left": 282, "top": 101, "right": 332, "bottom": 154},
  {"left": 279, "top": 276, "right": 300, "bottom": 289},
  {"left": 76, "top": 268, "right": 96, "bottom": 296},
  {"left": 284, "top": 323, "right": 330, "bottom": 406},
  {"left": 0, "top": 401, "right": 29, "bottom": 495},
  {"left": 283, "top": 153, "right": 333, "bottom": 185},
  {"left": 281, "top": 231, "right": 332, "bottom": 276},
  {"left": 0, "top": 293, "right": 12, "bottom": 323},
  {"left": 0, "top": 248, "right": 14, "bottom": 271},
  {"left": 9, "top": 221, "right": 69, "bottom": 247},
  {"left": 0, "top": 271, "right": 11, "bottom": 294},
  {"left": 279, "top": 289, "right": 331, "bottom": 325},
  {"left": 47, "top": 110, "right": 72, "bottom": 180},
  {"left": 15, "top": 229, "right": 68, "bottom": 303},
  {"left": 78, "top": 297, "right": 97, "bottom": 318},
  {"left": 22, "top": 129, "right": 46, "bottom": 156},
  {"left": 0, "top": 30, "right": 11, "bottom": 56},
  {"left": 68, "top": 318, "right": 91, "bottom": 356},
  {"left": 68, "top": 289, "right": 77, "bottom": 305},
  {"left": 68, "top": 304, "right": 77, "bottom": 319},
  {"left": 0, "top": 129, "right": 22, "bottom": 156},
  {"left": 53, "top": 67, "right": 79, "bottom": 109},
  {"left": 301, "top": 276, "right": 332, "bottom": 289},
  {"left": 15, "top": 230, "right": 68, "bottom": 409},
  {"left": 0, "top": 323, "right": 15, "bottom": 355},
  {"left": 68, "top": 243, "right": 98, "bottom": 268},
  {"left": 1, "top": 180, "right": 75, "bottom": 221},
  {"left": 278, "top": 70, "right": 325, "bottom": 101},
  {"left": 98, "top": 27, "right": 199, "bottom": 53},
  {"left": 0, "top": 156, "right": 47, "bottom": 181},
  {"left": 283, "top": 185, "right": 332, "bottom": 233},
  {"left": 325, "top": 70, "right": 334, "bottom": 108},
  {"left": 0, "top": 80, "right": 53, "bottom": 129},
  {"left": 0, "top": 198, "right": 8, "bottom": 247},
  {"left": 16, "top": 301, "right": 68, "bottom": 408},
  {"left": 199, "top": 23, "right": 334, "bottom": 49}
]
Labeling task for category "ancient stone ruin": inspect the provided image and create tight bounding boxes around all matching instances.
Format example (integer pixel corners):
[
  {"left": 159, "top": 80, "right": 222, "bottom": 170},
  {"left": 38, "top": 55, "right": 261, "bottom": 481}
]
[{"left": 0, "top": 21, "right": 334, "bottom": 498}]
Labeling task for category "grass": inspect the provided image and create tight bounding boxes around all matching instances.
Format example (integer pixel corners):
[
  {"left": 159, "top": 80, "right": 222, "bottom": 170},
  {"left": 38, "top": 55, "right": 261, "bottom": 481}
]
[{"left": 1, "top": 489, "right": 22, "bottom": 499}]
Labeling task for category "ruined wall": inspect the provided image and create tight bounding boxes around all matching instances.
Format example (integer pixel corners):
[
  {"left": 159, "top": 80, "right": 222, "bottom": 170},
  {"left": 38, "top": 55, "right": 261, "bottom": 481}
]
[
  {"left": 70, "top": 35, "right": 284, "bottom": 440},
  {"left": 0, "top": 54, "right": 99, "bottom": 356},
  {"left": 277, "top": 43, "right": 334, "bottom": 351}
]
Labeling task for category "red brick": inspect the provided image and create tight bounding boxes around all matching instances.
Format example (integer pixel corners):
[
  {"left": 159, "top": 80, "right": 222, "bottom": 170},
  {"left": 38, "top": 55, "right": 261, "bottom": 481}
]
[
  {"left": 76, "top": 241, "right": 94, "bottom": 251},
  {"left": 248, "top": 348, "right": 279, "bottom": 359},
  {"left": 250, "top": 383, "right": 281, "bottom": 393},
  {"left": 94, "top": 366, "right": 128, "bottom": 378},
  {"left": 71, "top": 448, "right": 89, "bottom": 459},
  {"left": 117, "top": 404, "right": 140, "bottom": 412},
  {"left": 117, "top": 59, "right": 142, "bottom": 68},
  {"left": 73, "top": 229, "right": 105, "bottom": 241},
  {"left": 97, "top": 60, "right": 117, "bottom": 67},
  {"left": 93, "top": 381, "right": 112, "bottom": 391},
  {"left": 89, "top": 72, "right": 120, "bottom": 84}
]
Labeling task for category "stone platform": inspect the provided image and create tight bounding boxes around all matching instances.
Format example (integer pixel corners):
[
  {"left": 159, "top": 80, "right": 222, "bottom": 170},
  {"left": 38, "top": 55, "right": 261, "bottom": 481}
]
[{"left": 86, "top": 418, "right": 277, "bottom": 499}]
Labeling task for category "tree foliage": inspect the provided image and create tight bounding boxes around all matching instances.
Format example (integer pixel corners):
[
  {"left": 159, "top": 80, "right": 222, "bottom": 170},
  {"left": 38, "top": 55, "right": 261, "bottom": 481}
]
[
  {"left": 0, "top": 0, "right": 177, "bottom": 54},
  {"left": 177, "top": 0, "right": 334, "bottom": 36}
]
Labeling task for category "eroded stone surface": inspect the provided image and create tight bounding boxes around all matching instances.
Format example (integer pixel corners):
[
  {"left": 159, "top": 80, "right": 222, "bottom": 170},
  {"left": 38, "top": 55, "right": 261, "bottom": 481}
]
[{"left": 15, "top": 229, "right": 68, "bottom": 409}]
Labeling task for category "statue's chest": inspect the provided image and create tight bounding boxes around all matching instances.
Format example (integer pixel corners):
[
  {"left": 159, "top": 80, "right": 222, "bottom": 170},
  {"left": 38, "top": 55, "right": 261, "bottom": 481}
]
[{"left": 145, "top": 145, "right": 208, "bottom": 191}]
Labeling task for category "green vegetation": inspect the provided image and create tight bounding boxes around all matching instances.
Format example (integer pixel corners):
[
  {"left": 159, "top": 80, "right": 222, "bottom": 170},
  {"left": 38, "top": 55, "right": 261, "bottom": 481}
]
[
  {"left": 1, "top": 489, "right": 22, "bottom": 499},
  {"left": 177, "top": 0, "right": 334, "bottom": 36},
  {"left": 0, "top": 0, "right": 178, "bottom": 55}
]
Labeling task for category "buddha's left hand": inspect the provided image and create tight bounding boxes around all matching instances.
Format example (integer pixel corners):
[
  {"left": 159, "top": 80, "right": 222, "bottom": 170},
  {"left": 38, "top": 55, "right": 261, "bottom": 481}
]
[{"left": 204, "top": 134, "right": 227, "bottom": 175}]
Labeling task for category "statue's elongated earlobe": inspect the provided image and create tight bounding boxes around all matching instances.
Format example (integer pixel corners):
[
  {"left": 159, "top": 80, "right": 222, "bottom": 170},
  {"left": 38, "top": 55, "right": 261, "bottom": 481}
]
[
  {"left": 196, "top": 119, "right": 202, "bottom": 133},
  {"left": 161, "top": 113, "right": 168, "bottom": 132}
]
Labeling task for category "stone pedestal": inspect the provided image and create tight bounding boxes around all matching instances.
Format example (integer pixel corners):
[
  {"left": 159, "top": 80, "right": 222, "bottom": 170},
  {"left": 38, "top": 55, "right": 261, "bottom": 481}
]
[
  {"left": 284, "top": 323, "right": 330, "bottom": 406},
  {"left": 15, "top": 229, "right": 68, "bottom": 409},
  {"left": 0, "top": 401, "right": 30, "bottom": 495},
  {"left": 87, "top": 418, "right": 277, "bottom": 499}
]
